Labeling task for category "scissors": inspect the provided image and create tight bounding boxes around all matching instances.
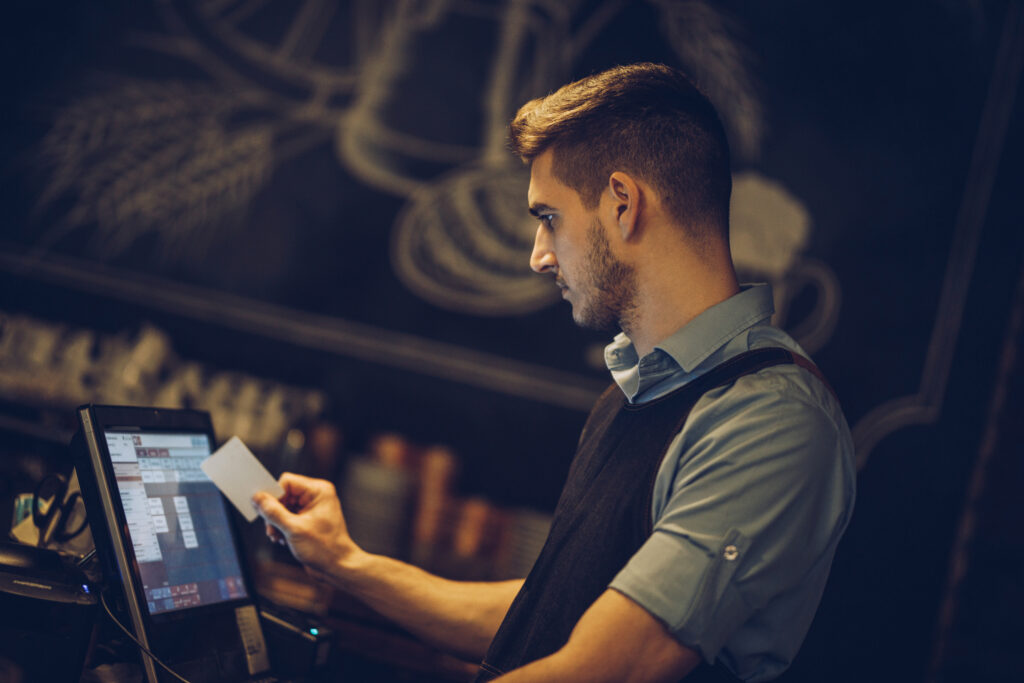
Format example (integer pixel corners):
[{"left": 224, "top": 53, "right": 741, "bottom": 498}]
[{"left": 32, "top": 473, "right": 88, "bottom": 547}]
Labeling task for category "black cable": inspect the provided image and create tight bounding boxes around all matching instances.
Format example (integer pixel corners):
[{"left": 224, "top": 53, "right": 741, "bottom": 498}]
[{"left": 98, "top": 589, "right": 191, "bottom": 683}]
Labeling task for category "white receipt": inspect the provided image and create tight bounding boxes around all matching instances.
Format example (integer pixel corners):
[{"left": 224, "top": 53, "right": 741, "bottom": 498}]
[{"left": 201, "top": 436, "right": 284, "bottom": 522}]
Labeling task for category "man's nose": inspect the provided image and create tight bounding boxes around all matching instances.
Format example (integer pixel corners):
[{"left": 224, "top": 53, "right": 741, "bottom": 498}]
[{"left": 530, "top": 225, "right": 557, "bottom": 274}]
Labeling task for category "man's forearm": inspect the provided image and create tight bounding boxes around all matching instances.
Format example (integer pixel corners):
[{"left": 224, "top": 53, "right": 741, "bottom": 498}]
[{"left": 328, "top": 549, "right": 522, "bottom": 660}]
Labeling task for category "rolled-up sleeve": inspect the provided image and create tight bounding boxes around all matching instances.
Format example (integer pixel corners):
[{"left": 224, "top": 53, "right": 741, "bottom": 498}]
[{"left": 609, "top": 366, "right": 855, "bottom": 667}]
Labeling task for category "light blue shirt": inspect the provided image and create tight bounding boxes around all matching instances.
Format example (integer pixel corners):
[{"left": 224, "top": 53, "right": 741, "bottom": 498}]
[{"left": 605, "top": 284, "right": 856, "bottom": 682}]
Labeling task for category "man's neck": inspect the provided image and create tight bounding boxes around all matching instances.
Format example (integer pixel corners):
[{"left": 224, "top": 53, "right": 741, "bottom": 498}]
[{"left": 623, "top": 250, "right": 740, "bottom": 358}]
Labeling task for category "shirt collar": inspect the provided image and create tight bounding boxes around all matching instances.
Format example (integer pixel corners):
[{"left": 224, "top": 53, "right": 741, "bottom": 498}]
[
  {"left": 604, "top": 283, "right": 775, "bottom": 378},
  {"left": 655, "top": 284, "right": 775, "bottom": 372}
]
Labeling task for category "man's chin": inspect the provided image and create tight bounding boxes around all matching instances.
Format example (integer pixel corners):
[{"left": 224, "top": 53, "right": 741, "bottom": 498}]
[{"left": 571, "top": 306, "right": 619, "bottom": 334}]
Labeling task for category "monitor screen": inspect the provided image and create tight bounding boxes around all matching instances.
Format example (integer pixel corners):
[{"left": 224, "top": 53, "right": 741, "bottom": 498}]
[{"left": 103, "top": 430, "right": 249, "bottom": 615}]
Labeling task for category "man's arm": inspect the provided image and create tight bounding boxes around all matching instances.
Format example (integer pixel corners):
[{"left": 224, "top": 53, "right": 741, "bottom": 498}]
[
  {"left": 495, "top": 589, "right": 701, "bottom": 683},
  {"left": 253, "top": 473, "right": 521, "bottom": 660}
]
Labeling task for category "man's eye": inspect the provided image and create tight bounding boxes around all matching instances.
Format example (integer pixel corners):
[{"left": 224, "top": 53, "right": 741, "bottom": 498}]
[{"left": 540, "top": 214, "right": 556, "bottom": 229}]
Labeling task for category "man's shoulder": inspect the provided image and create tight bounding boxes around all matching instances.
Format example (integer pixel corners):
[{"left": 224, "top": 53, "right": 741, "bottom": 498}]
[
  {"left": 657, "top": 348, "right": 855, "bottom": 514},
  {"left": 677, "top": 339, "right": 850, "bottom": 467},
  {"left": 694, "top": 352, "right": 841, "bottom": 432}
]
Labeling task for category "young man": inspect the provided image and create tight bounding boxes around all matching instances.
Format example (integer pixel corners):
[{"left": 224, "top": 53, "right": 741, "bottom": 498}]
[{"left": 253, "top": 63, "right": 855, "bottom": 682}]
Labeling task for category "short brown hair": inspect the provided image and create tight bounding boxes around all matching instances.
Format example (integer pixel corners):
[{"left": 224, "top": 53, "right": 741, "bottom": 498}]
[{"left": 509, "top": 63, "right": 731, "bottom": 241}]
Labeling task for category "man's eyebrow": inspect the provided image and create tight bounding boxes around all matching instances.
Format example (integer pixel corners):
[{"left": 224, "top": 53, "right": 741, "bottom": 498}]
[{"left": 528, "top": 203, "right": 556, "bottom": 217}]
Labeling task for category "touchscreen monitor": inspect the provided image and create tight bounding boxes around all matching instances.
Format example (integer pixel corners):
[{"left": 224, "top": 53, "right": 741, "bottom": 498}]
[
  {"left": 102, "top": 429, "right": 248, "bottom": 615},
  {"left": 72, "top": 405, "right": 271, "bottom": 683}
]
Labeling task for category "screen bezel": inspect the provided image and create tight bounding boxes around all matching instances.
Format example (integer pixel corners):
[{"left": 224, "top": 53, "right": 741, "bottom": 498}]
[{"left": 74, "top": 405, "right": 259, "bottom": 636}]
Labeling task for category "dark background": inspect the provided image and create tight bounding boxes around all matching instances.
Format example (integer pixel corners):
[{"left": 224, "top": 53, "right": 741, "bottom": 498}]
[{"left": 2, "top": 1, "right": 1022, "bottom": 681}]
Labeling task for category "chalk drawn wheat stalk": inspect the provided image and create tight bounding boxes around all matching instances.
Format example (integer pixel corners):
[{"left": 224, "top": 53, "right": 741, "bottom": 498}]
[{"left": 34, "top": 81, "right": 275, "bottom": 260}]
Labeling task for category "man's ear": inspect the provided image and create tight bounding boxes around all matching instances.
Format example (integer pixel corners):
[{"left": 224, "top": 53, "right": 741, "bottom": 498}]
[{"left": 607, "top": 171, "right": 642, "bottom": 241}]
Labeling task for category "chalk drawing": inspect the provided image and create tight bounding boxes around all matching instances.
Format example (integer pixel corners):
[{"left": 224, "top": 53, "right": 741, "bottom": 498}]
[{"left": 28, "top": 0, "right": 840, "bottom": 347}]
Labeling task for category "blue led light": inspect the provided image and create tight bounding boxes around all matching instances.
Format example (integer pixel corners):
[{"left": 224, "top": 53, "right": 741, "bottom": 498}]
[
  {"left": 81, "top": 584, "right": 90, "bottom": 594},
  {"left": 309, "top": 628, "right": 319, "bottom": 635}
]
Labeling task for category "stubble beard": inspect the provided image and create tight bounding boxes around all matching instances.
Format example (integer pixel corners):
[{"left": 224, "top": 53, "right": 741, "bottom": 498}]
[{"left": 571, "top": 219, "right": 638, "bottom": 334}]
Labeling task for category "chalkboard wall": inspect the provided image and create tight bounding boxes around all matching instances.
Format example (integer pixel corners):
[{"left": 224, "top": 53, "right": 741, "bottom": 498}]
[{"left": 2, "top": 1, "right": 1022, "bottom": 681}]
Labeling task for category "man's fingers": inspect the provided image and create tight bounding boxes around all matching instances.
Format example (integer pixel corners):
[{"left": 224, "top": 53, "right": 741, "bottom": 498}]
[
  {"left": 279, "top": 471, "right": 318, "bottom": 487},
  {"left": 278, "top": 472, "right": 335, "bottom": 508},
  {"left": 279, "top": 472, "right": 324, "bottom": 494},
  {"left": 253, "top": 491, "right": 293, "bottom": 528}
]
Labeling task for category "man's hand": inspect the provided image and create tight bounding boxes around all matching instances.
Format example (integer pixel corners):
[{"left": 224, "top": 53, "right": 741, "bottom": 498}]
[
  {"left": 251, "top": 472, "right": 521, "bottom": 660},
  {"left": 252, "top": 472, "right": 358, "bottom": 581}
]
